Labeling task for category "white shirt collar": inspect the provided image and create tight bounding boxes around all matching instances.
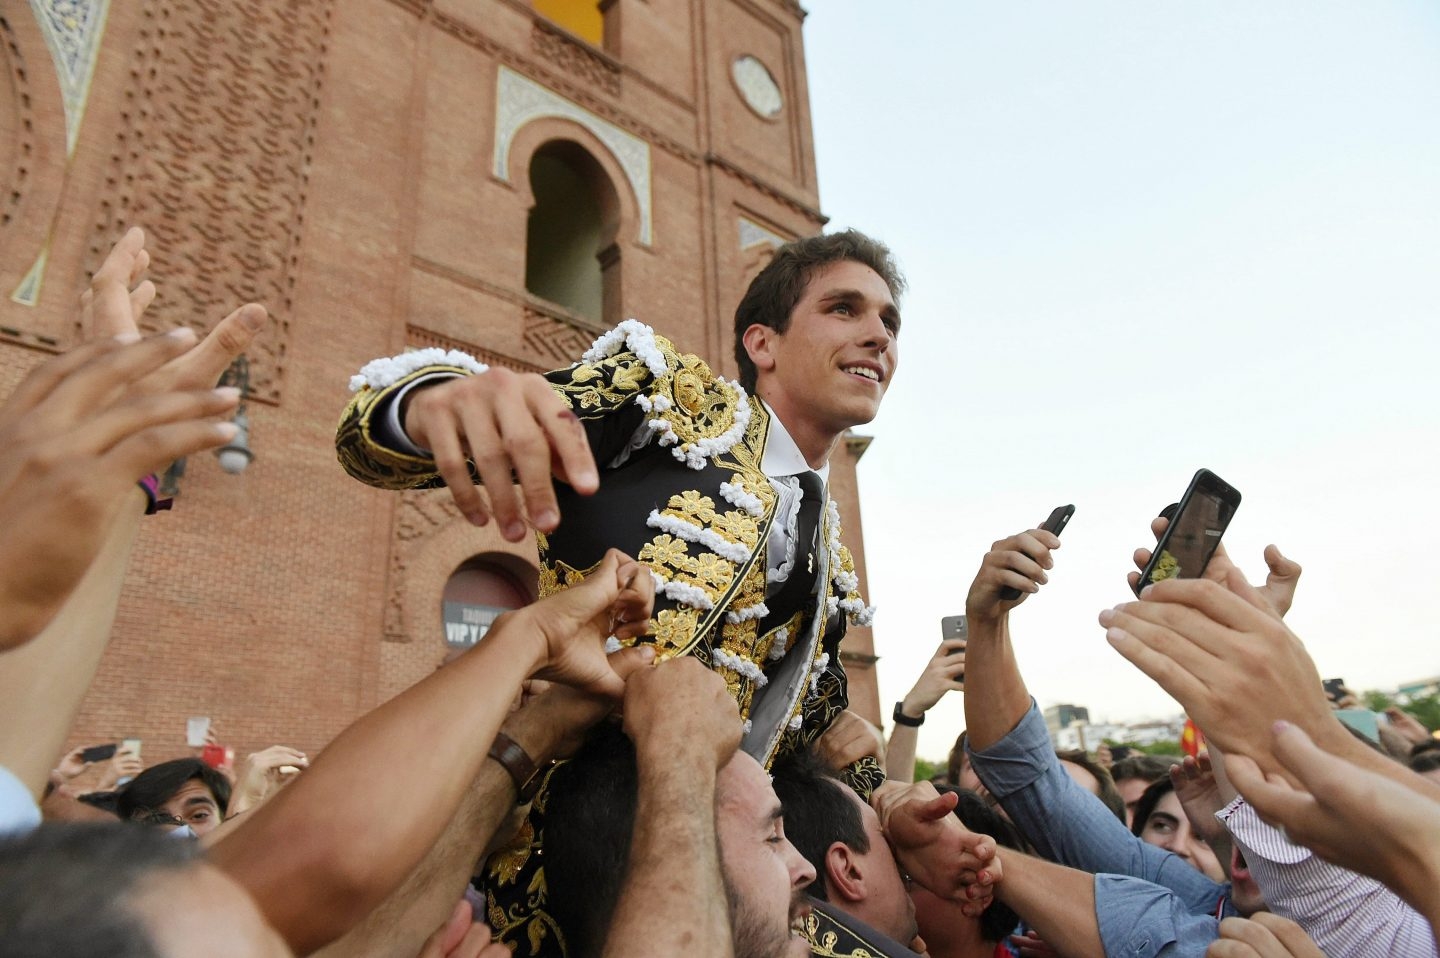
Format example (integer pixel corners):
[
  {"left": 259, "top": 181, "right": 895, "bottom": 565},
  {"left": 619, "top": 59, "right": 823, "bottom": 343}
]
[{"left": 759, "top": 400, "right": 830, "bottom": 483}]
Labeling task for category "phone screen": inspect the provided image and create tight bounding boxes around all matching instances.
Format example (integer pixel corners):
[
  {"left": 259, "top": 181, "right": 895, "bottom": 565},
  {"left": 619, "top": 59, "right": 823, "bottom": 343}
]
[{"left": 1137, "top": 470, "right": 1240, "bottom": 593}]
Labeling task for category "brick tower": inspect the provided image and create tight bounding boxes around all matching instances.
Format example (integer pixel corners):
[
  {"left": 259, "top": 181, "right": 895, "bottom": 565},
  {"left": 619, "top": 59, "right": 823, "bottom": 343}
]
[{"left": 0, "top": 0, "right": 880, "bottom": 761}]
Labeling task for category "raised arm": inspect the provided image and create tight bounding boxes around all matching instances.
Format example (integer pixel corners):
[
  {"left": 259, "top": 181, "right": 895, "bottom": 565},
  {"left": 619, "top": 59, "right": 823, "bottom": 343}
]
[
  {"left": 0, "top": 228, "right": 266, "bottom": 795},
  {"left": 211, "top": 550, "right": 654, "bottom": 955},
  {"left": 1102, "top": 569, "right": 1440, "bottom": 804},
  {"left": 885, "top": 638, "right": 966, "bottom": 781},
  {"left": 311, "top": 657, "right": 652, "bottom": 958},
  {"left": 603, "top": 658, "right": 742, "bottom": 958},
  {"left": 959, "top": 525, "right": 1060, "bottom": 751}
]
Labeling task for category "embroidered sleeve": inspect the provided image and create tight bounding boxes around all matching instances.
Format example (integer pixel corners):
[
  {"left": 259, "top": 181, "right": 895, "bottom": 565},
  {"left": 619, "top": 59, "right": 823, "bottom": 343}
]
[
  {"left": 336, "top": 320, "right": 754, "bottom": 490},
  {"left": 336, "top": 363, "right": 482, "bottom": 490}
]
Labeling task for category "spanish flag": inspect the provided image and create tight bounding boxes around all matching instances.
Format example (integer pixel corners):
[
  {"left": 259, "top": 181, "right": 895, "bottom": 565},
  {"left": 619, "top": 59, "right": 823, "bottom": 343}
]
[{"left": 1181, "top": 718, "right": 1205, "bottom": 757}]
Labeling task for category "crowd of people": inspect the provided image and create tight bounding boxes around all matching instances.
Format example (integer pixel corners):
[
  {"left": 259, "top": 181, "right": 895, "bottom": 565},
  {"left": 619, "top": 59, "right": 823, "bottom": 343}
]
[{"left": 2, "top": 226, "right": 1439, "bottom": 958}]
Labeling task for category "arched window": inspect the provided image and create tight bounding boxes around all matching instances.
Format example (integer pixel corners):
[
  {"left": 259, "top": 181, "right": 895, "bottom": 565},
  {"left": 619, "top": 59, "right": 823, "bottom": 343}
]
[
  {"left": 441, "top": 557, "right": 534, "bottom": 650},
  {"left": 533, "top": 0, "right": 605, "bottom": 47},
  {"left": 524, "top": 140, "right": 621, "bottom": 324}
]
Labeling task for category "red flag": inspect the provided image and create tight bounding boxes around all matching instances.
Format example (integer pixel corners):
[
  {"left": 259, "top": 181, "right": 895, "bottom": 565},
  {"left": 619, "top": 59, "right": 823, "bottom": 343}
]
[{"left": 1181, "top": 718, "right": 1205, "bottom": 757}]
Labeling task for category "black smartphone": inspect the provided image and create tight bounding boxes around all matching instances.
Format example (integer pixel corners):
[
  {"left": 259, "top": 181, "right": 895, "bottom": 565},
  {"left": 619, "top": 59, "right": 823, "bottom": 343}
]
[
  {"left": 1000, "top": 504, "right": 1075, "bottom": 601},
  {"left": 1323, "top": 678, "right": 1347, "bottom": 703},
  {"left": 80, "top": 743, "right": 118, "bottom": 764},
  {"left": 1109, "top": 744, "right": 1133, "bottom": 762},
  {"left": 1134, "top": 469, "right": 1241, "bottom": 596}
]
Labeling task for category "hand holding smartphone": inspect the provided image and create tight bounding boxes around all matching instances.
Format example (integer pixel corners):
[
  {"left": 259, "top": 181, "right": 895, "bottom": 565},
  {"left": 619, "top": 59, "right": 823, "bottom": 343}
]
[
  {"left": 999, "top": 504, "right": 1075, "bottom": 601},
  {"left": 79, "top": 743, "right": 118, "bottom": 764},
  {"left": 1133, "top": 469, "right": 1241, "bottom": 596}
]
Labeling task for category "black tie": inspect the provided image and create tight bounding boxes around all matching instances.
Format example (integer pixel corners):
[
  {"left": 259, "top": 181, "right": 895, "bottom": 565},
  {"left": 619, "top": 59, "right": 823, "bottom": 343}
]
[{"left": 762, "top": 470, "right": 825, "bottom": 632}]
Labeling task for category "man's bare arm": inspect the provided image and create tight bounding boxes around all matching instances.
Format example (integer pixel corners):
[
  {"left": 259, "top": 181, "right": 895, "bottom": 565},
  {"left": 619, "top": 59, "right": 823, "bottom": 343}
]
[
  {"left": 313, "top": 664, "right": 652, "bottom": 958},
  {"left": 212, "top": 550, "right": 654, "bottom": 956},
  {"left": 602, "top": 659, "right": 741, "bottom": 958},
  {"left": 885, "top": 638, "right": 966, "bottom": 781}
]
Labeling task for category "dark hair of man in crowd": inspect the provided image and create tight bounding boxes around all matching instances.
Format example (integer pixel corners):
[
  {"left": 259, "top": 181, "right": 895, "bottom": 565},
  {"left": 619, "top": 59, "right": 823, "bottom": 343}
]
[
  {"left": 542, "top": 724, "right": 640, "bottom": 958},
  {"left": 1129, "top": 777, "right": 1176, "bottom": 838},
  {"left": 1110, "top": 754, "right": 1177, "bottom": 788},
  {"left": 769, "top": 748, "right": 868, "bottom": 904},
  {"left": 933, "top": 785, "right": 1025, "bottom": 944},
  {"left": 732, "top": 229, "right": 906, "bottom": 392},
  {"left": 77, "top": 790, "right": 121, "bottom": 816},
  {"left": 0, "top": 822, "right": 198, "bottom": 957},
  {"left": 116, "top": 757, "right": 231, "bottom": 824},
  {"left": 946, "top": 730, "right": 968, "bottom": 786},
  {"left": 1411, "top": 749, "right": 1440, "bottom": 776},
  {"left": 1056, "top": 749, "right": 1127, "bottom": 824}
]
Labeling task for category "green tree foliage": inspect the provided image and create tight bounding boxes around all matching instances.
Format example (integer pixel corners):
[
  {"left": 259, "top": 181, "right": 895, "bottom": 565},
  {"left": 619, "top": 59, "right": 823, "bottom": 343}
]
[
  {"left": 1105, "top": 738, "right": 1184, "bottom": 757},
  {"left": 1400, "top": 694, "right": 1440, "bottom": 732},
  {"left": 913, "top": 757, "right": 943, "bottom": 783},
  {"left": 1359, "top": 690, "right": 1439, "bottom": 732},
  {"left": 1362, "top": 689, "right": 1394, "bottom": 711}
]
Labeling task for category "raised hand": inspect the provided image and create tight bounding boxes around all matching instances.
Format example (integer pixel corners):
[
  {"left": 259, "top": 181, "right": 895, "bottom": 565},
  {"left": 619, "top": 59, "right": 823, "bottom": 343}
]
[
  {"left": 1100, "top": 569, "right": 1336, "bottom": 781},
  {"left": 1206, "top": 914, "right": 1326, "bottom": 958},
  {"left": 1384, "top": 706, "right": 1433, "bottom": 746},
  {"left": 0, "top": 227, "right": 267, "bottom": 650},
  {"left": 228, "top": 745, "right": 310, "bottom": 816},
  {"left": 965, "top": 524, "right": 1061, "bottom": 626},
  {"left": 871, "top": 780, "right": 1001, "bottom": 915},
  {"left": 504, "top": 645, "right": 657, "bottom": 763},
  {"left": 623, "top": 657, "right": 742, "bottom": 772},
  {"left": 95, "top": 746, "right": 144, "bottom": 791},
  {"left": 1129, "top": 516, "right": 1301, "bottom": 618},
  {"left": 1224, "top": 721, "right": 1440, "bottom": 925},
  {"left": 1169, "top": 753, "right": 1229, "bottom": 847},
  {"left": 507, "top": 549, "right": 655, "bottom": 699},
  {"left": 51, "top": 746, "right": 93, "bottom": 783},
  {"left": 415, "top": 901, "right": 510, "bottom": 958},
  {"left": 402, "top": 367, "right": 599, "bottom": 540},
  {"left": 900, "top": 638, "right": 967, "bottom": 718},
  {"left": 815, "top": 709, "right": 886, "bottom": 774}
]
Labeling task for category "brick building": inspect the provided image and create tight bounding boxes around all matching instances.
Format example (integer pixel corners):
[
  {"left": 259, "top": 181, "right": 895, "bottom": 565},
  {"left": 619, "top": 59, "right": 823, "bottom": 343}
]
[{"left": 0, "top": 0, "right": 881, "bottom": 765}]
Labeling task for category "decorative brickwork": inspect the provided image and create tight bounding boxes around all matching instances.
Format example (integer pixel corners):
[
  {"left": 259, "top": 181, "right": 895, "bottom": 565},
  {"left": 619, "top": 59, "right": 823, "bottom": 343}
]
[
  {"left": 531, "top": 19, "right": 621, "bottom": 97},
  {"left": 0, "top": 13, "right": 35, "bottom": 233},
  {"left": 85, "top": 0, "right": 334, "bottom": 405}
]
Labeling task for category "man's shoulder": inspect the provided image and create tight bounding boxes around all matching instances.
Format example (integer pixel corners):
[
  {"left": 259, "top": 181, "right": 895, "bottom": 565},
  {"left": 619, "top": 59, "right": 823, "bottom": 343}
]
[{"left": 555, "top": 320, "right": 760, "bottom": 471}]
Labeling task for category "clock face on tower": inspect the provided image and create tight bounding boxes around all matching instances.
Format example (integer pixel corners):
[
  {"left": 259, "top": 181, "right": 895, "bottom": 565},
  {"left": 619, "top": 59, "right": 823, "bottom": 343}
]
[{"left": 732, "top": 54, "right": 783, "bottom": 119}]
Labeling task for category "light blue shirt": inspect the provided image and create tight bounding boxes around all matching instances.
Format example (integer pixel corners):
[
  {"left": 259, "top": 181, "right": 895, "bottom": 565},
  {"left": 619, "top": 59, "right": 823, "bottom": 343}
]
[
  {"left": 970, "top": 701, "right": 1231, "bottom": 957},
  {"left": 0, "top": 765, "right": 41, "bottom": 837}
]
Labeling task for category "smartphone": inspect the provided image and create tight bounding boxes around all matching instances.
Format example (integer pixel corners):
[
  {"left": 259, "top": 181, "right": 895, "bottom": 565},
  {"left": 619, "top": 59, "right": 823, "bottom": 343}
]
[
  {"left": 1109, "top": 744, "right": 1133, "bottom": 762},
  {"left": 80, "top": 743, "right": 118, "bottom": 764},
  {"left": 1323, "top": 678, "right": 1347, "bottom": 703},
  {"left": 1134, "top": 469, "right": 1241, "bottom": 596},
  {"left": 121, "top": 737, "right": 142, "bottom": 761},
  {"left": 1000, "top": 504, "right": 1075, "bottom": 601},
  {"left": 939, "top": 615, "right": 968, "bottom": 683}
]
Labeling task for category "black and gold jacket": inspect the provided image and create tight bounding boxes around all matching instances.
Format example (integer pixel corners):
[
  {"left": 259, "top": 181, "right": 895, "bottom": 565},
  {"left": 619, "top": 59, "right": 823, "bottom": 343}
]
[{"left": 337, "top": 320, "right": 882, "bottom": 956}]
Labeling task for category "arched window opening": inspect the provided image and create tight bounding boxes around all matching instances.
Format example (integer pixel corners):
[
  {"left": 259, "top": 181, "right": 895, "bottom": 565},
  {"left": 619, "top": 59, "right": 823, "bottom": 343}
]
[
  {"left": 441, "top": 557, "right": 534, "bottom": 650},
  {"left": 525, "top": 141, "right": 621, "bottom": 325},
  {"left": 533, "top": 0, "right": 605, "bottom": 47}
]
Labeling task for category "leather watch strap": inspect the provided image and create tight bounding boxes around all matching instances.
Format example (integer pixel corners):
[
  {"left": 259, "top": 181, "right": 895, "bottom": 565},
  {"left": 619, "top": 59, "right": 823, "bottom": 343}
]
[{"left": 488, "top": 731, "right": 548, "bottom": 803}]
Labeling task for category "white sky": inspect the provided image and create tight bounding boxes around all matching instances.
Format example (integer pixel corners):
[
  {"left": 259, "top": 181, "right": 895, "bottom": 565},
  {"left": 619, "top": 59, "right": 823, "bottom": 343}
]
[{"left": 803, "top": 2, "right": 1440, "bottom": 759}]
